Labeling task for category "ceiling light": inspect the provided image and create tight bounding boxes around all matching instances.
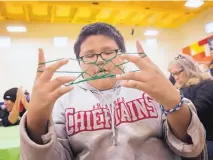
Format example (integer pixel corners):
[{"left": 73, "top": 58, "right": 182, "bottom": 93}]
[
  {"left": 185, "top": 0, "right": 204, "bottom": 8},
  {"left": 146, "top": 38, "right": 158, "bottom": 47},
  {"left": 144, "top": 30, "right": 158, "bottom": 36},
  {"left": 205, "top": 21, "right": 213, "bottom": 34},
  {"left": 0, "top": 36, "right": 11, "bottom": 47},
  {"left": 6, "top": 26, "right": 27, "bottom": 33},
  {"left": 53, "top": 37, "right": 69, "bottom": 47}
]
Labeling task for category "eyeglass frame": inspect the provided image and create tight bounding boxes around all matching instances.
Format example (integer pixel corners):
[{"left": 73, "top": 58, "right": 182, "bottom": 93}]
[
  {"left": 171, "top": 69, "right": 184, "bottom": 77},
  {"left": 174, "top": 54, "right": 185, "bottom": 60},
  {"left": 79, "top": 49, "right": 121, "bottom": 64},
  {"left": 172, "top": 54, "right": 187, "bottom": 76}
]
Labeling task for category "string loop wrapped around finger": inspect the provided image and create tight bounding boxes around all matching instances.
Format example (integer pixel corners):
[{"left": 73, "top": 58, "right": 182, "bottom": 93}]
[{"left": 138, "top": 52, "right": 147, "bottom": 58}]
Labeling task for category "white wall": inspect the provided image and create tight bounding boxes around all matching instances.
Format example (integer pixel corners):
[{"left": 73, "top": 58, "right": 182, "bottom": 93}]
[
  {"left": 179, "top": 8, "right": 213, "bottom": 47},
  {"left": 0, "top": 23, "right": 181, "bottom": 98}
]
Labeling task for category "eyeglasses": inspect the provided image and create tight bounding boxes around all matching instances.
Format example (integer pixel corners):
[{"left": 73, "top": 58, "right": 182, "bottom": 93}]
[
  {"left": 79, "top": 49, "right": 121, "bottom": 64},
  {"left": 171, "top": 69, "right": 184, "bottom": 77},
  {"left": 174, "top": 54, "right": 185, "bottom": 60}
]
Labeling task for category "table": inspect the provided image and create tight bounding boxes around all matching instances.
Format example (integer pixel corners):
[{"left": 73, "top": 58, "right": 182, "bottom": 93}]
[{"left": 0, "top": 126, "right": 20, "bottom": 160}]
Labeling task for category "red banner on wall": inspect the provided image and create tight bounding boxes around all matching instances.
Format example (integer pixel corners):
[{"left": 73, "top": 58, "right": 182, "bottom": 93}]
[{"left": 182, "top": 35, "right": 213, "bottom": 64}]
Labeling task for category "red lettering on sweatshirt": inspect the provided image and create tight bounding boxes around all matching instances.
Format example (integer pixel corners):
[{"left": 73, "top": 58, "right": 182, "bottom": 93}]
[{"left": 65, "top": 93, "right": 159, "bottom": 136}]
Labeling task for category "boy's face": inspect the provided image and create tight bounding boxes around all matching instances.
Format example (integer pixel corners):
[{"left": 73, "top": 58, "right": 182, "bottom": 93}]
[
  {"left": 4, "top": 100, "right": 14, "bottom": 112},
  {"left": 79, "top": 35, "right": 124, "bottom": 90}
]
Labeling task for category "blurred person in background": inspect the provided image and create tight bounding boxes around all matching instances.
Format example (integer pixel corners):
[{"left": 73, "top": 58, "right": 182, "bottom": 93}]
[
  {"left": 208, "top": 50, "right": 213, "bottom": 76},
  {"left": 24, "top": 90, "right": 30, "bottom": 102},
  {"left": 168, "top": 73, "right": 176, "bottom": 85},
  {"left": 0, "top": 101, "right": 5, "bottom": 125},
  {"left": 169, "top": 54, "right": 213, "bottom": 159},
  {"left": 2, "top": 88, "right": 20, "bottom": 126},
  {"left": 2, "top": 87, "right": 29, "bottom": 127}
]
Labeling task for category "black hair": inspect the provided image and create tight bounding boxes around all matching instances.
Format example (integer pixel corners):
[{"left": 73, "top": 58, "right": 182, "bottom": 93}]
[
  {"left": 74, "top": 22, "right": 126, "bottom": 59},
  {"left": 169, "top": 74, "right": 176, "bottom": 85}
]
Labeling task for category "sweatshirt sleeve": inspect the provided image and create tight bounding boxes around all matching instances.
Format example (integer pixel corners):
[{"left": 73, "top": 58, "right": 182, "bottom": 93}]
[
  {"left": 163, "top": 98, "right": 206, "bottom": 158},
  {"left": 20, "top": 96, "right": 73, "bottom": 160}
]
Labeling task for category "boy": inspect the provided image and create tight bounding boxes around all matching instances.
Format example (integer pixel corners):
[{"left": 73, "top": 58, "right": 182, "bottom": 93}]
[{"left": 20, "top": 23, "right": 205, "bottom": 160}]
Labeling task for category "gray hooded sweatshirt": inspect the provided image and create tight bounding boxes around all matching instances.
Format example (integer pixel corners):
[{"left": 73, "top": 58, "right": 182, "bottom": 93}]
[{"left": 20, "top": 83, "right": 205, "bottom": 160}]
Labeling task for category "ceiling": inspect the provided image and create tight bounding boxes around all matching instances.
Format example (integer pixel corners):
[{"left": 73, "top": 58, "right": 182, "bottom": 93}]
[{"left": 0, "top": 1, "right": 213, "bottom": 28}]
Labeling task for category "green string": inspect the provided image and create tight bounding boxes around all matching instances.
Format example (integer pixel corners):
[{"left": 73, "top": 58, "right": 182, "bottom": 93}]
[
  {"left": 38, "top": 52, "right": 142, "bottom": 85},
  {"left": 39, "top": 57, "right": 79, "bottom": 65},
  {"left": 37, "top": 70, "right": 82, "bottom": 74}
]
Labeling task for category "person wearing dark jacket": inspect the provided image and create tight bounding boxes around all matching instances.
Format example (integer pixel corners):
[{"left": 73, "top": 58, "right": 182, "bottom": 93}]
[
  {"left": 208, "top": 51, "right": 213, "bottom": 76},
  {"left": 169, "top": 54, "right": 213, "bottom": 159},
  {"left": 1, "top": 109, "right": 20, "bottom": 126},
  {"left": 2, "top": 87, "right": 26, "bottom": 127},
  {"left": 181, "top": 80, "right": 213, "bottom": 141}
]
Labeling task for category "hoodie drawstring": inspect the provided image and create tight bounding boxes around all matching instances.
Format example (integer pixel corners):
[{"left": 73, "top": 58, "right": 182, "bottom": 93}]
[
  {"left": 111, "top": 101, "right": 116, "bottom": 146},
  {"left": 97, "top": 88, "right": 119, "bottom": 146}
]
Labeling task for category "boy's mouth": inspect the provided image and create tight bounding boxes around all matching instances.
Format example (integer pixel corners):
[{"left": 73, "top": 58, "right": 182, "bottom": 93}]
[
  {"left": 98, "top": 68, "right": 106, "bottom": 73},
  {"left": 95, "top": 68, "right": 109, "bottom": 75}
]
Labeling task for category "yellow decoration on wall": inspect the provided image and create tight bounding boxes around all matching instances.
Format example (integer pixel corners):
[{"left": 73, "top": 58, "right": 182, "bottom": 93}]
[{"left": 189, "top": 43, "right": 205, "bottom": 56}]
